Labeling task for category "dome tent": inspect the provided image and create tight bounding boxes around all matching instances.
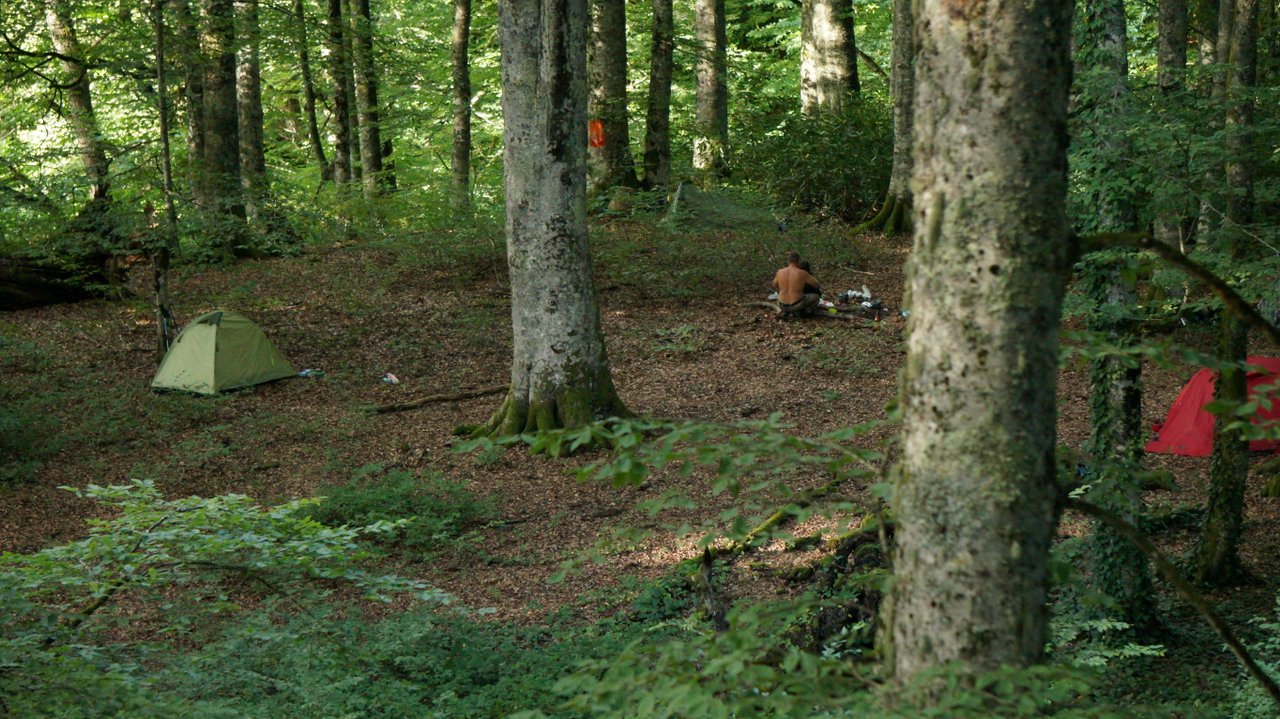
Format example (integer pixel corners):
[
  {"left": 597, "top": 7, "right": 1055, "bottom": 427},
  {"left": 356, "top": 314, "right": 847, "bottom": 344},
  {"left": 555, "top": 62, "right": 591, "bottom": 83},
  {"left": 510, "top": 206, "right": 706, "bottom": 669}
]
[
  {"left": 152, "top": 310, "right": 295, "bottom": 395},
  {"left": 1145, "top": 357, "right": 1280, "bottom": 457}
]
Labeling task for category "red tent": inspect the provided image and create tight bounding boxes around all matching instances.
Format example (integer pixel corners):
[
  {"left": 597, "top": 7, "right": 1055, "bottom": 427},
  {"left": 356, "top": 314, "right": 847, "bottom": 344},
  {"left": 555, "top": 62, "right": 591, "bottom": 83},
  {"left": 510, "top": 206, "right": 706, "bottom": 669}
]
[{"left": 1145, "top": 356, "right": 1280, "bottom": 457}]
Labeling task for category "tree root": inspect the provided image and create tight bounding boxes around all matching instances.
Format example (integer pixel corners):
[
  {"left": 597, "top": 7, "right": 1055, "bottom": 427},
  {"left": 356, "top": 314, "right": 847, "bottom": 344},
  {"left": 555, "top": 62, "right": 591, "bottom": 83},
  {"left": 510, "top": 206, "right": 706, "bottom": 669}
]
[
  {"left": 854, "top": 192, "right": 911, "bottom": 235},
  {"left": 374, "top": 384, "right": 507, "bottom": 414}
]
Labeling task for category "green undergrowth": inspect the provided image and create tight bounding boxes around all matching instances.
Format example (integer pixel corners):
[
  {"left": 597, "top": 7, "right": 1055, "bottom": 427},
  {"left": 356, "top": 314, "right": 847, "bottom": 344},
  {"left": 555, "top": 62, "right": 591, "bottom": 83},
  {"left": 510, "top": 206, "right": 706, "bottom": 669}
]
[{"left": 301, "top": 464, "right": 496, "bottom": 560}]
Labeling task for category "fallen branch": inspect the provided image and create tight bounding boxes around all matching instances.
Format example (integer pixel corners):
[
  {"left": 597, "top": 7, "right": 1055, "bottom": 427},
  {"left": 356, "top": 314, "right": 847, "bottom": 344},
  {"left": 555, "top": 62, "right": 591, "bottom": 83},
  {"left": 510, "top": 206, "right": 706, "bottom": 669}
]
[
  {"left": 1065, "top": 497, "right": 1280, "bottom": 711},
  {"left": 374, "top": 385, "right": 507, "bottom": 414}
]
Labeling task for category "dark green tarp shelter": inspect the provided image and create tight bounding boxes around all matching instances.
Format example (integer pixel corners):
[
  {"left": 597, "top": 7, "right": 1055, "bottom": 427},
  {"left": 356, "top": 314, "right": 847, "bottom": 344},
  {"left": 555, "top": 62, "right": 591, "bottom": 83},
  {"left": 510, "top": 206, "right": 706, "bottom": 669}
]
[{"left": 151, "top": 310, "right": 294, "bottom": 395}]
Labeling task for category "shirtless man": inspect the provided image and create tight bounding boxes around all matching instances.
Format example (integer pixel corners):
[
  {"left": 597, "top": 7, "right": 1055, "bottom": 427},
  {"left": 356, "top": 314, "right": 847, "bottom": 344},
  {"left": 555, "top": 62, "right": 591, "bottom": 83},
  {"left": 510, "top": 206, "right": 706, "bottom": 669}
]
[{"left": 772, "top": 251, "right": 821, "bottom": 317}]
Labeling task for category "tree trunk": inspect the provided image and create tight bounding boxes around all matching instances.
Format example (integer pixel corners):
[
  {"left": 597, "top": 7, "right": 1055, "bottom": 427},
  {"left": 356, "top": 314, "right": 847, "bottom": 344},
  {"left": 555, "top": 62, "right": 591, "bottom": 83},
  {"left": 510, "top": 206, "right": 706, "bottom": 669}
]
[
  {"left": 800, "top": 0, "right": 859, "bottom": 114},
  {"left": 642, "top": 0, "right": 673, "bottom": 190},
  {"left": 351, "top": 0, "right": 384, "bottom": 197},
  {"left": 293, "top": 0, "right": 331, "bottom": 181},
  {"left": 588, "top": 0, "right": 639, "bottom": 195},
  {"left": 856, "top": 0, "right": 912, "bottom": 234},
  {"left": 328, "top": 0, "right": 354, "bottom": 186},
  {"left": 237, "top": 0, "right": 268, "bottom": 223},
  {"left": 1195, "top": 0, "right": 1259, "bottom": 586},
  {"left": 889, "top": 0, "right": 1073, "bottom": 684},
  {"left": 200, "top": 0, "right": 247, "bottom": 252},
  {"left": 693, "top": 0, "right": 729, "bottom": 182},
  {"left": 1155, "top": 0, "right": 1191, "bottom": 251},
  {"left": 152, "top": 0, "right": 179, "bottom": 359},
  {"left": 481, "top": 0, "right": 629, "bottom": 441},
  {"left": 175, "top": 0, "right": 206, "bottom": 200},
  {"left": 45, "top": 0, "right": 110, "bottom": 202},
  {"left": 343, "top": 0, "right": 362, "bottom": 184},
  {"left": 452, "top": 0, "right": 473, "bottom": 214}
]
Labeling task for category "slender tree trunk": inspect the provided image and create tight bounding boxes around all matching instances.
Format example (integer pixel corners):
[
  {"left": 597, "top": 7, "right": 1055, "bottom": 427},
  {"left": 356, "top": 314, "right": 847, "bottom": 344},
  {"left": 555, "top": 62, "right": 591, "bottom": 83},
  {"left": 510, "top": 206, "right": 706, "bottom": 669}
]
[
  {"left": 351, "top": 0, "right": 384, "bottom": 197},
  {"left": 693, "top": 0, "right": 728, "bottom": 182},
  {"left": 588, "top": 0, "right": 639, "bottom": 195},
  {"left": 328, "top": 0, "right": 353, "bottom": 186},
  {"left": 1196, "top": 0, "right": 1259, "bottom": 586},
  {"left": 152, "top": 0, "right": 179, "bottom": 359},
  {"left": 343, "top": 0, "right": 362, "bottom": 183},
  {"left": 856, "top": 0, "right": 912, "bottom": 233},
  {"left": 889, "top": 0, "right": 1073, "bottom": 684},
  {"left": 480, "top": 0, "right": 629, "bottom": 440},
  {"left": 452, "top": 0, "right": 473, "bottom": 214},
  {"left": 1156, "top": 0, "right": 1191, "bottom": 251},
  {"left": 200, "top": 0, "right": 247, "bottom": 252},
  {"left": 642, "top": 0, "right": 673, "bottom": 190},
  {"left": 800, "top": 0, "right": 859, "bottom": 114},
  {"left": 237, "top": 0, "right": 268, "bottom": 223},
  {"left": 45, "top": 0, "right": 110, "bottom": 202},
  {"left": 175, "top": 0, "right": 206, "bottom": 200},
  {"left": 293, "top": 0, "right": 331, "bottom": 181}
]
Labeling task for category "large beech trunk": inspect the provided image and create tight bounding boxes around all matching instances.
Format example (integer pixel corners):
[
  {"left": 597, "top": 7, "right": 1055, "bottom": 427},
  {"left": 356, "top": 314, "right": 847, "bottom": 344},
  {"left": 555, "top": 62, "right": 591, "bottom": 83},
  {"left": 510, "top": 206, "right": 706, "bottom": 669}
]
[
  {"left": 351, "top": 0, "right": 384, "bottom": 197},
  {"left": 587, "top": 0, "right": 639, "bottom": 194},
  {"left": 452, "top": 0, "right": 472, "bottom": 214},
  {"left": 1155, "top": 0, "right": 1191, "bottom": 250},
  {"left": 328, "top": 0, "right": 354, "bottom": 186},
  {"left": 1196, "top": 0, "right": 1259, "bottom": 586},
  {"left": 800, "top": 0, "right": 859, "bottom": 114},
  {"left": 693, "top": 0, "right": 728, "bottom": 181},
  {"left": 237, "top": 0, "right": 268, "bottom": 222},
  {"left": 482, "top": 0, "right": 628, "bottom": 438},
  {"left": 200, "top": 0, "right": 247, "bottom": 247},
  {"left": 889, "top": 0, "right": 1073, "bottom": 683},
  {"left": 642, "top": 0, "right": 673, "bottom": 190},
  {"left": 45, "top": 0, "right": 110, "bottom": 202}
]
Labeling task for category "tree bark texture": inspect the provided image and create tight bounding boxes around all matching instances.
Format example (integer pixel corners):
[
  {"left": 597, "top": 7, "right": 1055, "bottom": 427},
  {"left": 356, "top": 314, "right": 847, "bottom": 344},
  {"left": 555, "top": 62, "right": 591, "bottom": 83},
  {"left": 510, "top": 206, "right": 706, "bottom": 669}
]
[
  {"left": 153, "top": 0, "right": 179, "bottom": 359},
  {"left": 1196, "top": 0, "right": 1258, "bottom": 586},
  {"left": 1156, "top": 0, "right": 1191, "bottom": 250},
  {"left": 890, "top": 0, "right": 1073, "bottom": 684},
  {"left": 45, "top": 0, "right": 110, "bottom": 201},
  {"left": 453, "top": 0, "right": 473, "bottom": 214},
  {"left": 857, "top": 0, "right": 912, "bottom": 233},
  {"left": 800, "top": 0, "right": 859, "bottom": 114},
  {"left": 237, "top": 0, "right": 268, "bottom": 222},
  {"left": 328, "top": 0, "right": 354, "bottom": 186},
  {"left": 200, "top": 0, "right": 246, "bottom": 229},
  {"left": 485, "top": 0, "right": 629, "bottom": 437},
  {"left": 642, "top": 0, "right": 674, "bottom": 190},
  {"left": 351, "top": 0, "right": 384, "bottom": 197},
  {"left": 693, "top": 0, "right": 728, "bottom": 181},
  {"left": 175, "top": 0, "right": 206, "bottom": 198},
  {"left": 293, "top": 0, "right": 331, "bottom": 181},
  {"left": 588, "top": 0, "right": 639, "bottom": 194}
]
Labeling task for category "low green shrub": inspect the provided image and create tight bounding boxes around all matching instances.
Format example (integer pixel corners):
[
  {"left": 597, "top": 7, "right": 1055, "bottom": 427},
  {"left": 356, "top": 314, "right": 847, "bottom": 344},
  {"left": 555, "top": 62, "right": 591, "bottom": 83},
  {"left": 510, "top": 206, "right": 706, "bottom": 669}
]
[{"left": 304, "top": 465, "right": 495, "bottom": 558}]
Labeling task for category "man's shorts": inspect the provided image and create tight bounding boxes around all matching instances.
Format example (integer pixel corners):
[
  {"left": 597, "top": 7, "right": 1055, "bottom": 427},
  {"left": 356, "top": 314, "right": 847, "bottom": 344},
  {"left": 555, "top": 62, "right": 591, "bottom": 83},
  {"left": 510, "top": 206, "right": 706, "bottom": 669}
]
[{"left": 779, "top": 293, "right": 821, "bottom": 317}]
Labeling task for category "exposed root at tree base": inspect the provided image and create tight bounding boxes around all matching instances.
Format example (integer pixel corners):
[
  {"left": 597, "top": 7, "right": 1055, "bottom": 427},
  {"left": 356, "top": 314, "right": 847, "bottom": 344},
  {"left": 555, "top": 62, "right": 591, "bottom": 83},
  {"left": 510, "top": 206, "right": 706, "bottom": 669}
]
[
  {"left": 472, "top": 386, "right": 632, "bottom": 455},
  {"left": 854, "top": 192, "right": 911, "bottom": 235}
]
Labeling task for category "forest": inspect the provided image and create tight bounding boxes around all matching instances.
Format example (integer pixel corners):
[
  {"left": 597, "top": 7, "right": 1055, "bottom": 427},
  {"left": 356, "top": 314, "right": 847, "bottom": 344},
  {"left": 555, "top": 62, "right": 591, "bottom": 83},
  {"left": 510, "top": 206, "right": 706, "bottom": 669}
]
[{"left": 2, "top": 0, "right": 1280, "bottom": 715}]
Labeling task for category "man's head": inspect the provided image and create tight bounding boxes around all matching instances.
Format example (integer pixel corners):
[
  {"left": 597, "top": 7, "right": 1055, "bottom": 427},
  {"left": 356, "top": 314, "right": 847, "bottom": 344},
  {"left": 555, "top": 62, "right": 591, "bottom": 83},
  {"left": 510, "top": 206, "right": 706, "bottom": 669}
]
[{"left": 786, "top": 250, "right": 801, "bottom": 266}]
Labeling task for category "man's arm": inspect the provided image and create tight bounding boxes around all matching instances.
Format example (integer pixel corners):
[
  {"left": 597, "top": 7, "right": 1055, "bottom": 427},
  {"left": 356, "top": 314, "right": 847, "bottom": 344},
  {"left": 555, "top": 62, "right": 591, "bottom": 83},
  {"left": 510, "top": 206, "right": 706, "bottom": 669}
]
[{"left": 771, "top": 270, "right": 780, "bottom": 290}]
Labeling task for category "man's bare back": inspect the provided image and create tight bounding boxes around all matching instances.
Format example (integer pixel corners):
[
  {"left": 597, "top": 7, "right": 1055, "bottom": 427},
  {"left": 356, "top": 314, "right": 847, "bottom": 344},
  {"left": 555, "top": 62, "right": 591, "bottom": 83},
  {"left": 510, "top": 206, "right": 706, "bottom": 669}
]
[{"left": 772, "top": 254, "right": 820, "bottom": 306}]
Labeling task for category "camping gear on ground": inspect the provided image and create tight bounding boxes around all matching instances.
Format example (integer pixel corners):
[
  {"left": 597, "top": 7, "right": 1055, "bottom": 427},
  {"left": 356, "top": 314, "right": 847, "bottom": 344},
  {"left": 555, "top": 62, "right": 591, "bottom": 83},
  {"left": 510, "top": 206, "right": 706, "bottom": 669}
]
[
  {"left": 1145, "top": 356, "right": 1280, "bottom": 457},
  {"left": 151, "top": 310, "right": 295, "bottom": 395}
]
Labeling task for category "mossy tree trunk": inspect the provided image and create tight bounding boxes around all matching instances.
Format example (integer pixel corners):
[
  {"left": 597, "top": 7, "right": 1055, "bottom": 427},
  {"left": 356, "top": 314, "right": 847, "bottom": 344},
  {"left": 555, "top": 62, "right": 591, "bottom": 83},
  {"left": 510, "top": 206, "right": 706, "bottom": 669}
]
[
  {"left": 46, "top": 0, "right": 110, "bottom": 203},
  {"left": 175, "top": 0, "right": 206, "bottom": 199},
  {"left": 200, "top": 0, "right": 247, "bottom": 255},
  {"left": 1077, "top": 0, "right": 1159, "bottom": 634},
  {"left": 481, "top": 0, "right": 629, "bottom": 440},
  {"left": 452, "top": 0, "right": 472, "bottom": 215},
  {"left": 1195, "top": 0, "right": 1259, "bottom": 586},
  {"left": 587, "top": 0, "right": 639, "bottom": 196},
  {"left": 855, "top": 0, "right": 911, "bottom": 234},
  {"left": 327, "top": 0, "right": 354, "bottom": 186},
  {"left": 351, "top": 0, "right": 384, "bottom": 198},
  {"left": 888, "top": 0, "right": 1073, "bottom": 685},
  {"left": 800, "top": 0, "right": 859, "bottom": 115},
  {"left": 1155, "top": 0, "right": 1192, "bottom": 251},
  {"left": 237, "top": 0, "right": 268, "bottom": 224},
  {"left": 693, "top": 0, "right": 728, "bottom": 183},
  {"left": 642, "top": 0, "right": 674, "bottom": 190}
]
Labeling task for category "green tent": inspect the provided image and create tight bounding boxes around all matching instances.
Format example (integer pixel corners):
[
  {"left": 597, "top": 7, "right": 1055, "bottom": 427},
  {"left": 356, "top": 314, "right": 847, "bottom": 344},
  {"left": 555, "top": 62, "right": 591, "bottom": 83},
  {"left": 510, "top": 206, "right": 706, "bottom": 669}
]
[{"left": 152, "top": 310, "right": 295, "bottom": 395}]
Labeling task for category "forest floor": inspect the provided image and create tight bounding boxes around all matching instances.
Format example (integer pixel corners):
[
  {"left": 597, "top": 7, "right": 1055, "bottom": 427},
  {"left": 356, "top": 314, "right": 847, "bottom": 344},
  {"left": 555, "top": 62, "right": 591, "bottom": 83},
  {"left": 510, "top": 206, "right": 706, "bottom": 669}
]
[{"left": 3, "top": 213, "right": 1280, "bottom": 710}]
